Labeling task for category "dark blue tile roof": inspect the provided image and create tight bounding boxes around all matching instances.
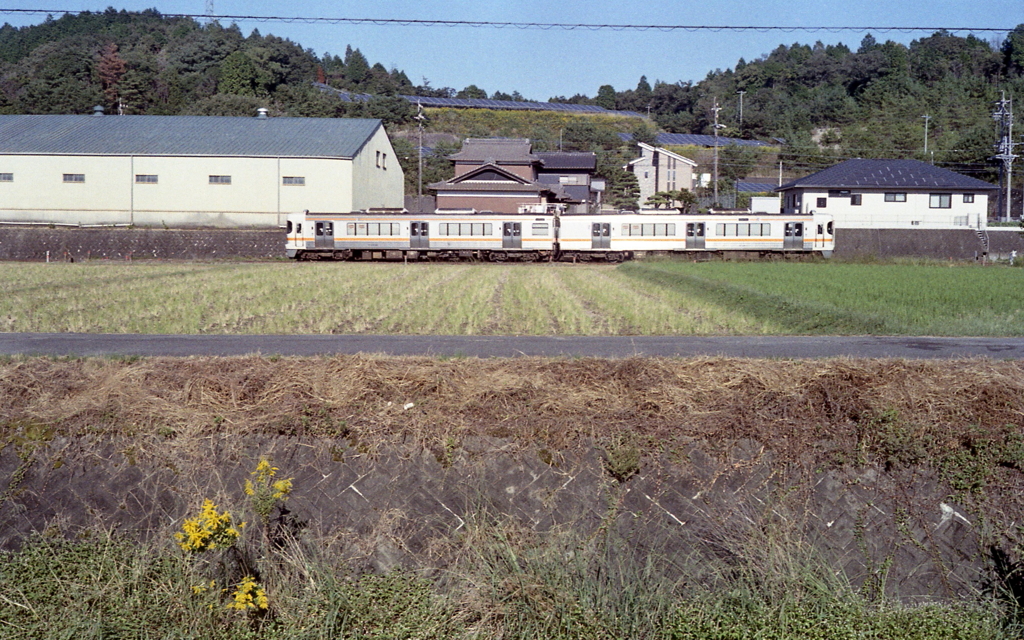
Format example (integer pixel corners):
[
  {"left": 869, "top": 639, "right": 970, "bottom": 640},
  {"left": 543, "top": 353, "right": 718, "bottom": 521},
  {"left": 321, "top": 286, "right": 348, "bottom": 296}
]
[
  {"left": 0, "top": 114, "right": 382, "bottom": 158},
  {"left": 535, "top": 152, "right": 597, "bottom": 171},
  {"left": 778, "top": 159, "right": 998, "bottom": 191}
]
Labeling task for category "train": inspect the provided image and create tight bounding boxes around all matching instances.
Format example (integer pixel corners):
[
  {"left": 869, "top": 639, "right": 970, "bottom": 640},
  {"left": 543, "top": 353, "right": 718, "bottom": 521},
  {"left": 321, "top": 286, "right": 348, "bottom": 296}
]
[{"left": 284, "top": 207, "right": 835, "bottom": 262}]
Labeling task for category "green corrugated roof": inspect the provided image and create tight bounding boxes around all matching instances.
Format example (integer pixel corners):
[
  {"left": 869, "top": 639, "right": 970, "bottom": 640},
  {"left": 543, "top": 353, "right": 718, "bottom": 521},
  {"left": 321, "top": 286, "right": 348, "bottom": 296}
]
[{"left": 0, "top": 114, "right": 382, "bottom": 158}]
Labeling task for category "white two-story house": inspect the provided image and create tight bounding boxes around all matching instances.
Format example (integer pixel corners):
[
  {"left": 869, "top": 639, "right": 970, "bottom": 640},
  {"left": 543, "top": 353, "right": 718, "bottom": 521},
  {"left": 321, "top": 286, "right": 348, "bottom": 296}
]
[{"left": 776, "top": 159, "right": 997, "bottom": 229}]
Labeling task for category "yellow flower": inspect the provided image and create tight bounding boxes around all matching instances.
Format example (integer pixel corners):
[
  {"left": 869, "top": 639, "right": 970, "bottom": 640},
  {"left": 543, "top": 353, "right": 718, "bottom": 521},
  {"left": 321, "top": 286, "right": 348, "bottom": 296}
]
[
  {"left": 174, "top": 499, "right": 240, "bottom": 552},
  {"left": 226, "top": 575, "right": 269, "bottom": 612}
]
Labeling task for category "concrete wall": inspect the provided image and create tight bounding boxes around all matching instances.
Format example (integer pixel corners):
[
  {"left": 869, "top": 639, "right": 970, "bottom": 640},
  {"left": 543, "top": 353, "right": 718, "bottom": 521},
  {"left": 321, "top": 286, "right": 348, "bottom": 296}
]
[{"left": 834, "top": 227, "right": 1024, "bottom": 260}]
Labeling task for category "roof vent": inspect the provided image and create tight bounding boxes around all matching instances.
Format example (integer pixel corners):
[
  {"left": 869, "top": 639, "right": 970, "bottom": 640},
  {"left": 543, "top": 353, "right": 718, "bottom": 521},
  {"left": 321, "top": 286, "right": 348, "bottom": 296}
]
[
  {"left": 256, "top": 107, "right": 269, "bottom": 119},
  {"left": 92, "top": 105, "right": 105, "bottom": 116}
]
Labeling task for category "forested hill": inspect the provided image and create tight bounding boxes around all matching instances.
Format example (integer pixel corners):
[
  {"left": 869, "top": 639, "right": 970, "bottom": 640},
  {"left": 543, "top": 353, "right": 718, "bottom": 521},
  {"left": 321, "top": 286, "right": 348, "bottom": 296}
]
[
  {"left": 1, "top": 10, "right": 1023, "bottom": 176},
  {"left": 0, "top": 9, "right": 419, "bottom": 124},
  {"left": 581, "top": 28, "right": 1024, "bottom": 173}
]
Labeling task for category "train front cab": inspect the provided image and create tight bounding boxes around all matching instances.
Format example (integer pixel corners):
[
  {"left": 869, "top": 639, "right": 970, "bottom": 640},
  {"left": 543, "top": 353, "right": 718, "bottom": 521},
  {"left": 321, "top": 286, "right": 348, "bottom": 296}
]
[{"left": 807, "top": 213, "right": 835, "bottom": 257}]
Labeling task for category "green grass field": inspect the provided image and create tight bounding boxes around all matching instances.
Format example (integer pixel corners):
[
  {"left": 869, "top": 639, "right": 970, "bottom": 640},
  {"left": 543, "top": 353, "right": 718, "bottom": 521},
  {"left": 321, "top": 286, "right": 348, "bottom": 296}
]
[{"left": 1, "top": 260, "right": 1021, "bottom": 335}]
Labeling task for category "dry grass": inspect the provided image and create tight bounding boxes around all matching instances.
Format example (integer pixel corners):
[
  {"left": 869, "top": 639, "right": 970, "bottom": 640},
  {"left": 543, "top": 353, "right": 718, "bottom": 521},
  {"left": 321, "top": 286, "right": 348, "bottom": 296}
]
[{"left": 2, "top": 355, "right": 1022, "bottom": 466}]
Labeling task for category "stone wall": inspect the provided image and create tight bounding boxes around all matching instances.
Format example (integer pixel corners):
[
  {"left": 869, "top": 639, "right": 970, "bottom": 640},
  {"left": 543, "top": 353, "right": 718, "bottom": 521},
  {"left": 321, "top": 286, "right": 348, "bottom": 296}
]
[{"left": 0, "top": 226, "right": 285, "bottom": 261}]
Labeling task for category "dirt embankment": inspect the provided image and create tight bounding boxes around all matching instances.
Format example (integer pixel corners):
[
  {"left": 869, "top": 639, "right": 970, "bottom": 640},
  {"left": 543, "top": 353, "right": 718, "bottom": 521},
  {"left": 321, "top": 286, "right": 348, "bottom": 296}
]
[{"left": 2, "top": 355, "right": 1023, "bottom": 601}]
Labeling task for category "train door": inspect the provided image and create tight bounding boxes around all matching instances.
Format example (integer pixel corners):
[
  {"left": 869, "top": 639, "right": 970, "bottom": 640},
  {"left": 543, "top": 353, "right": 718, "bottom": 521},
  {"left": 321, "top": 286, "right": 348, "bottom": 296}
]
[
  {"left": 784, "top": 222, "right": 803, "bottom": 250},
  {"left": 315, "top": 221, "right": 334, "bottom": 249},
  {"left": 686, "top": 222, "right": 705, "bottom": 249},
  {"left": 591, "top": 222, "right": 610, "bottom": 249},
  {"left": 410, "top": 221, "right": 430, "bottom": 249},
  {"left": 502, "top": 222, "right": 522, "bottom": 249}
]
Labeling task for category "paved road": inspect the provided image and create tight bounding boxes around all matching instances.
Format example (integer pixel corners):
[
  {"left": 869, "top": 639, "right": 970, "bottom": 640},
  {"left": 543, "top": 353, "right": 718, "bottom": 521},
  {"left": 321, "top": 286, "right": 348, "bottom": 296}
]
[{"left": 2, "top": 333, "right": 1023, "bottom": 359}]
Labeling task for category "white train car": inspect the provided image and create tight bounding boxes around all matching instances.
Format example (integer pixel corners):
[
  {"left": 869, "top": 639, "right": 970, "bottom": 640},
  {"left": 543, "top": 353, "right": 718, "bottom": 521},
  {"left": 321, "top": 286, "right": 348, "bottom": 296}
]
[
  {"left": 556, "top": 212, "right": 834, "bottom": 261},
  {"left": 285, "top": 211, "right": 557, "bottom": 261}
]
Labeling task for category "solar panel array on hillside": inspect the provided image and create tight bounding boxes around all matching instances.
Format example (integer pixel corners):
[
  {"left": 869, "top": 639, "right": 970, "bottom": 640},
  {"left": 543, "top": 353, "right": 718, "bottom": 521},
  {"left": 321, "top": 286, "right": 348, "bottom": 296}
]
[{"left": 312, "top": 83, "right": 643, "bottom": 117}]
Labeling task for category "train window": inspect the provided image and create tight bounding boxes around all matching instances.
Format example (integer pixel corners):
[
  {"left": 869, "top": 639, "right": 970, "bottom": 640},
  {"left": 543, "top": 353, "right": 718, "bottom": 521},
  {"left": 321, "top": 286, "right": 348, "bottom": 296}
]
[
  {"left": 296, "top": 224, "right": 301, "bottom": 234},
  {"left": 475, "top": 223, "right": 487, "bottom": 235},
  {"left": 826, "top": 222, "right": 833, "bottom": 234},
  {"left": 368, "top": 223, "right": 379, "bottom": 235},
  {"left": 286, "top": 220, "right": 293, "bottom": 234},
  {"left": 817, "top": 224, "right": 823, "bottom": 235},
  {"left": 738, "top": 223, "right": 750, "bottom": 236},
  {"left": 686, "top": 223, "right": 695, "bottom": 237},
  {"left": 640, "top": 223, "right": 653, "bottom": 236},
  {"left": 715, "top": 223, "right": 725, "bottom": 236},
  {"left": 324, "top": 222, "right": 333, "bottom": 235},
  {"left": 282, "top": 176, "right": 305, "bottom": 186},
  {"left": 762, "top": 224, "right": 771, "bottom": 236},
  {"left": 347, "top": 223, "right": 355, "bottom": 235}
]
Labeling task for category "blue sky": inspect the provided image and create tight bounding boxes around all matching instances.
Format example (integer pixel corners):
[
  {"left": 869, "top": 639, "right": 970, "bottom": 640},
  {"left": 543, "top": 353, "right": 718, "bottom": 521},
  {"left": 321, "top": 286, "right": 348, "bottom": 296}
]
[{"left": 0, "top": 1, "right": 1021, "bottom": 101}]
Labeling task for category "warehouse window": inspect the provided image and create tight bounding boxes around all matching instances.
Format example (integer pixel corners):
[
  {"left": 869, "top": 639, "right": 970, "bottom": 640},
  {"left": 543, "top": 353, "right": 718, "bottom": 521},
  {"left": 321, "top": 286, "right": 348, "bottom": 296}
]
[
  {"left": 884, "top": 192, "right": 906, "bottom": 202},
  {"left": 282, "top": 176, "right": 305, "bottom": 186},
  {"left": 381, "top": 153, "right": 387, "bottom": 169},
  {"left": 0, "top": 173, "right": 11, "bottom": 182},
  {"left": 929, "top": 193, "right": 951, "bottom": 209},
  {"left": 209, "top": 175, "right": 231, "bottom": 185},
  {"left": 63, "top": 173, "right": 85, "bottom": 183},
  {"left": 135, "top": 174, "right": 158, "bottom": 184}
]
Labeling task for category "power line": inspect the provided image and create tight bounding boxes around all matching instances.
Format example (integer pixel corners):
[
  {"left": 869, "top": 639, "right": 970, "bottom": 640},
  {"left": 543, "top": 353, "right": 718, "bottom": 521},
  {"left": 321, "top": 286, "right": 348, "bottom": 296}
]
[{"left": 0, "top": 9, "right": 1014, "bottom": 34}]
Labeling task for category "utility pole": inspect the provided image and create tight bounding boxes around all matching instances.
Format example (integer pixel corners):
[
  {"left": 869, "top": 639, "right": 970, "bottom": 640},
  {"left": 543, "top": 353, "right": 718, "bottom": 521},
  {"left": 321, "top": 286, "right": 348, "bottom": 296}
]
[
  {"left": 737, "top": 90, "right": 745, "bottom": 131},
  {"left": 415, "top": 101, "right": 425, "bottom": 201},
  {"left": 992, "top": 92, "right": 1016, "bottom": 223},
  {"left": 921, "top": 114, "right": 930, "bottom": 155},
  {"left": 712, "top": 98, "right": 723, "bottom": 206}
]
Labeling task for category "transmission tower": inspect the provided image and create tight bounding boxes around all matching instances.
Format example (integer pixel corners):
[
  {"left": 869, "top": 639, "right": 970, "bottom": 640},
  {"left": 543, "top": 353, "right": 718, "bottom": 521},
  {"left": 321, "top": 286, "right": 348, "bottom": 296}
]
[{"left": 205, "top": 0, "right": 214, "bottom": 24}]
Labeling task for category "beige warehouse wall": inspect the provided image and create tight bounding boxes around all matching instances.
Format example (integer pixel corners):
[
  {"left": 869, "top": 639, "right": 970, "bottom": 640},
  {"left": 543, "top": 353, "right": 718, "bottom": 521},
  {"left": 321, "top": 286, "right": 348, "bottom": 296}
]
[
  {"left": 350, "top": 125, "right": 405, "bottom": 211},
  {"left": 0, "top": 155, "right": 132, "bottom": 225}
]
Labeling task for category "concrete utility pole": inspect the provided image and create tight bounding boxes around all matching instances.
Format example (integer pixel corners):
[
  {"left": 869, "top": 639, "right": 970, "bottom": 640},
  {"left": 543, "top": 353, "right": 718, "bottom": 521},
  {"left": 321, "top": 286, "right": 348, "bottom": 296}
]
[
  {"left": 737, "top": 90, "right": 745, "bottom": 130},
  {"left": 415, "top": 101, "right": 425, "bottom": 200},
  {"left": 712, "top": 98, "right": 723, "bottom": 205},
  {"left": 992, "top": 92, "right": 1016, "bottom": 223},
  {"left": 921, "top": 114, "right": 930, "bottom": 155}
]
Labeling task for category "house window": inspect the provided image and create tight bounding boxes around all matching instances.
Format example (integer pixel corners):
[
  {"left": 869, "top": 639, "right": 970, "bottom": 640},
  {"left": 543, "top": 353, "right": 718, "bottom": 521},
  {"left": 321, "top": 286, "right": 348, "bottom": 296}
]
[
  {"left": 963, "top": 194, "right": 974, "bottom": 203},
  {"left": 63, "top": 173, "right": 85, "bottom": 183},
  {"left": 884, "top": 192, "right": 906, "bottom": 202},
  {"left": 135, "top": 174, "right": 158, "bottom": 184},
  {"left": 929, "top": 193, "right": 951, "bottom": 209},
  {"left": 0, "top": 173, "right": 11, "bottom": 182},
  {"left": 381, "top": 153, "right": 387, "bottom": 169},
  {"left": 209, "top": 175, "right": 231, "bottom": 184},
  {"left": 851, "top": 194, "right": 862, "bottom": 206},
  {"left": 376, "top": 151, "right": 381, "bottom": 167},
  {"left": 816, "top": 197, "right": 827, "bottom": 208},
  {"left": 283, "top": 176, "right": 305, "bottom": 186}
]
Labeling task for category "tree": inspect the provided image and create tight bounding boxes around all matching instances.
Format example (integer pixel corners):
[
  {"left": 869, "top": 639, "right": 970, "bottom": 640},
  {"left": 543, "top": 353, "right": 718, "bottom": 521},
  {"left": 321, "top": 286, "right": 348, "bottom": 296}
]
[
  {"left": 343, "top": 45, "right": 369, "bottom": 86},
  {"left": 96, "top": 42, "right": 126, "bottom": 109},
  {"left": 456, "top": 84, "right": 487, "bottom": 99},
  {"left": 1003, "top": 24, "right": 1024, "bottom": 76},
  {"left": 217, "top": 50, "right": 258, "bottom": 96},
  {"left": 595, "top": 84, "right": 616, "bottom": 109}
]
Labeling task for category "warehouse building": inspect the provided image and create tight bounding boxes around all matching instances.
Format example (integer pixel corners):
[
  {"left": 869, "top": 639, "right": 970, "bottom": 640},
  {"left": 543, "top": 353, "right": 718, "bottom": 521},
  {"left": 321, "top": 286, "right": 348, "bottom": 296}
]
[{"left": 0, "top": 108, "right": 403, "bottom": 228}]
